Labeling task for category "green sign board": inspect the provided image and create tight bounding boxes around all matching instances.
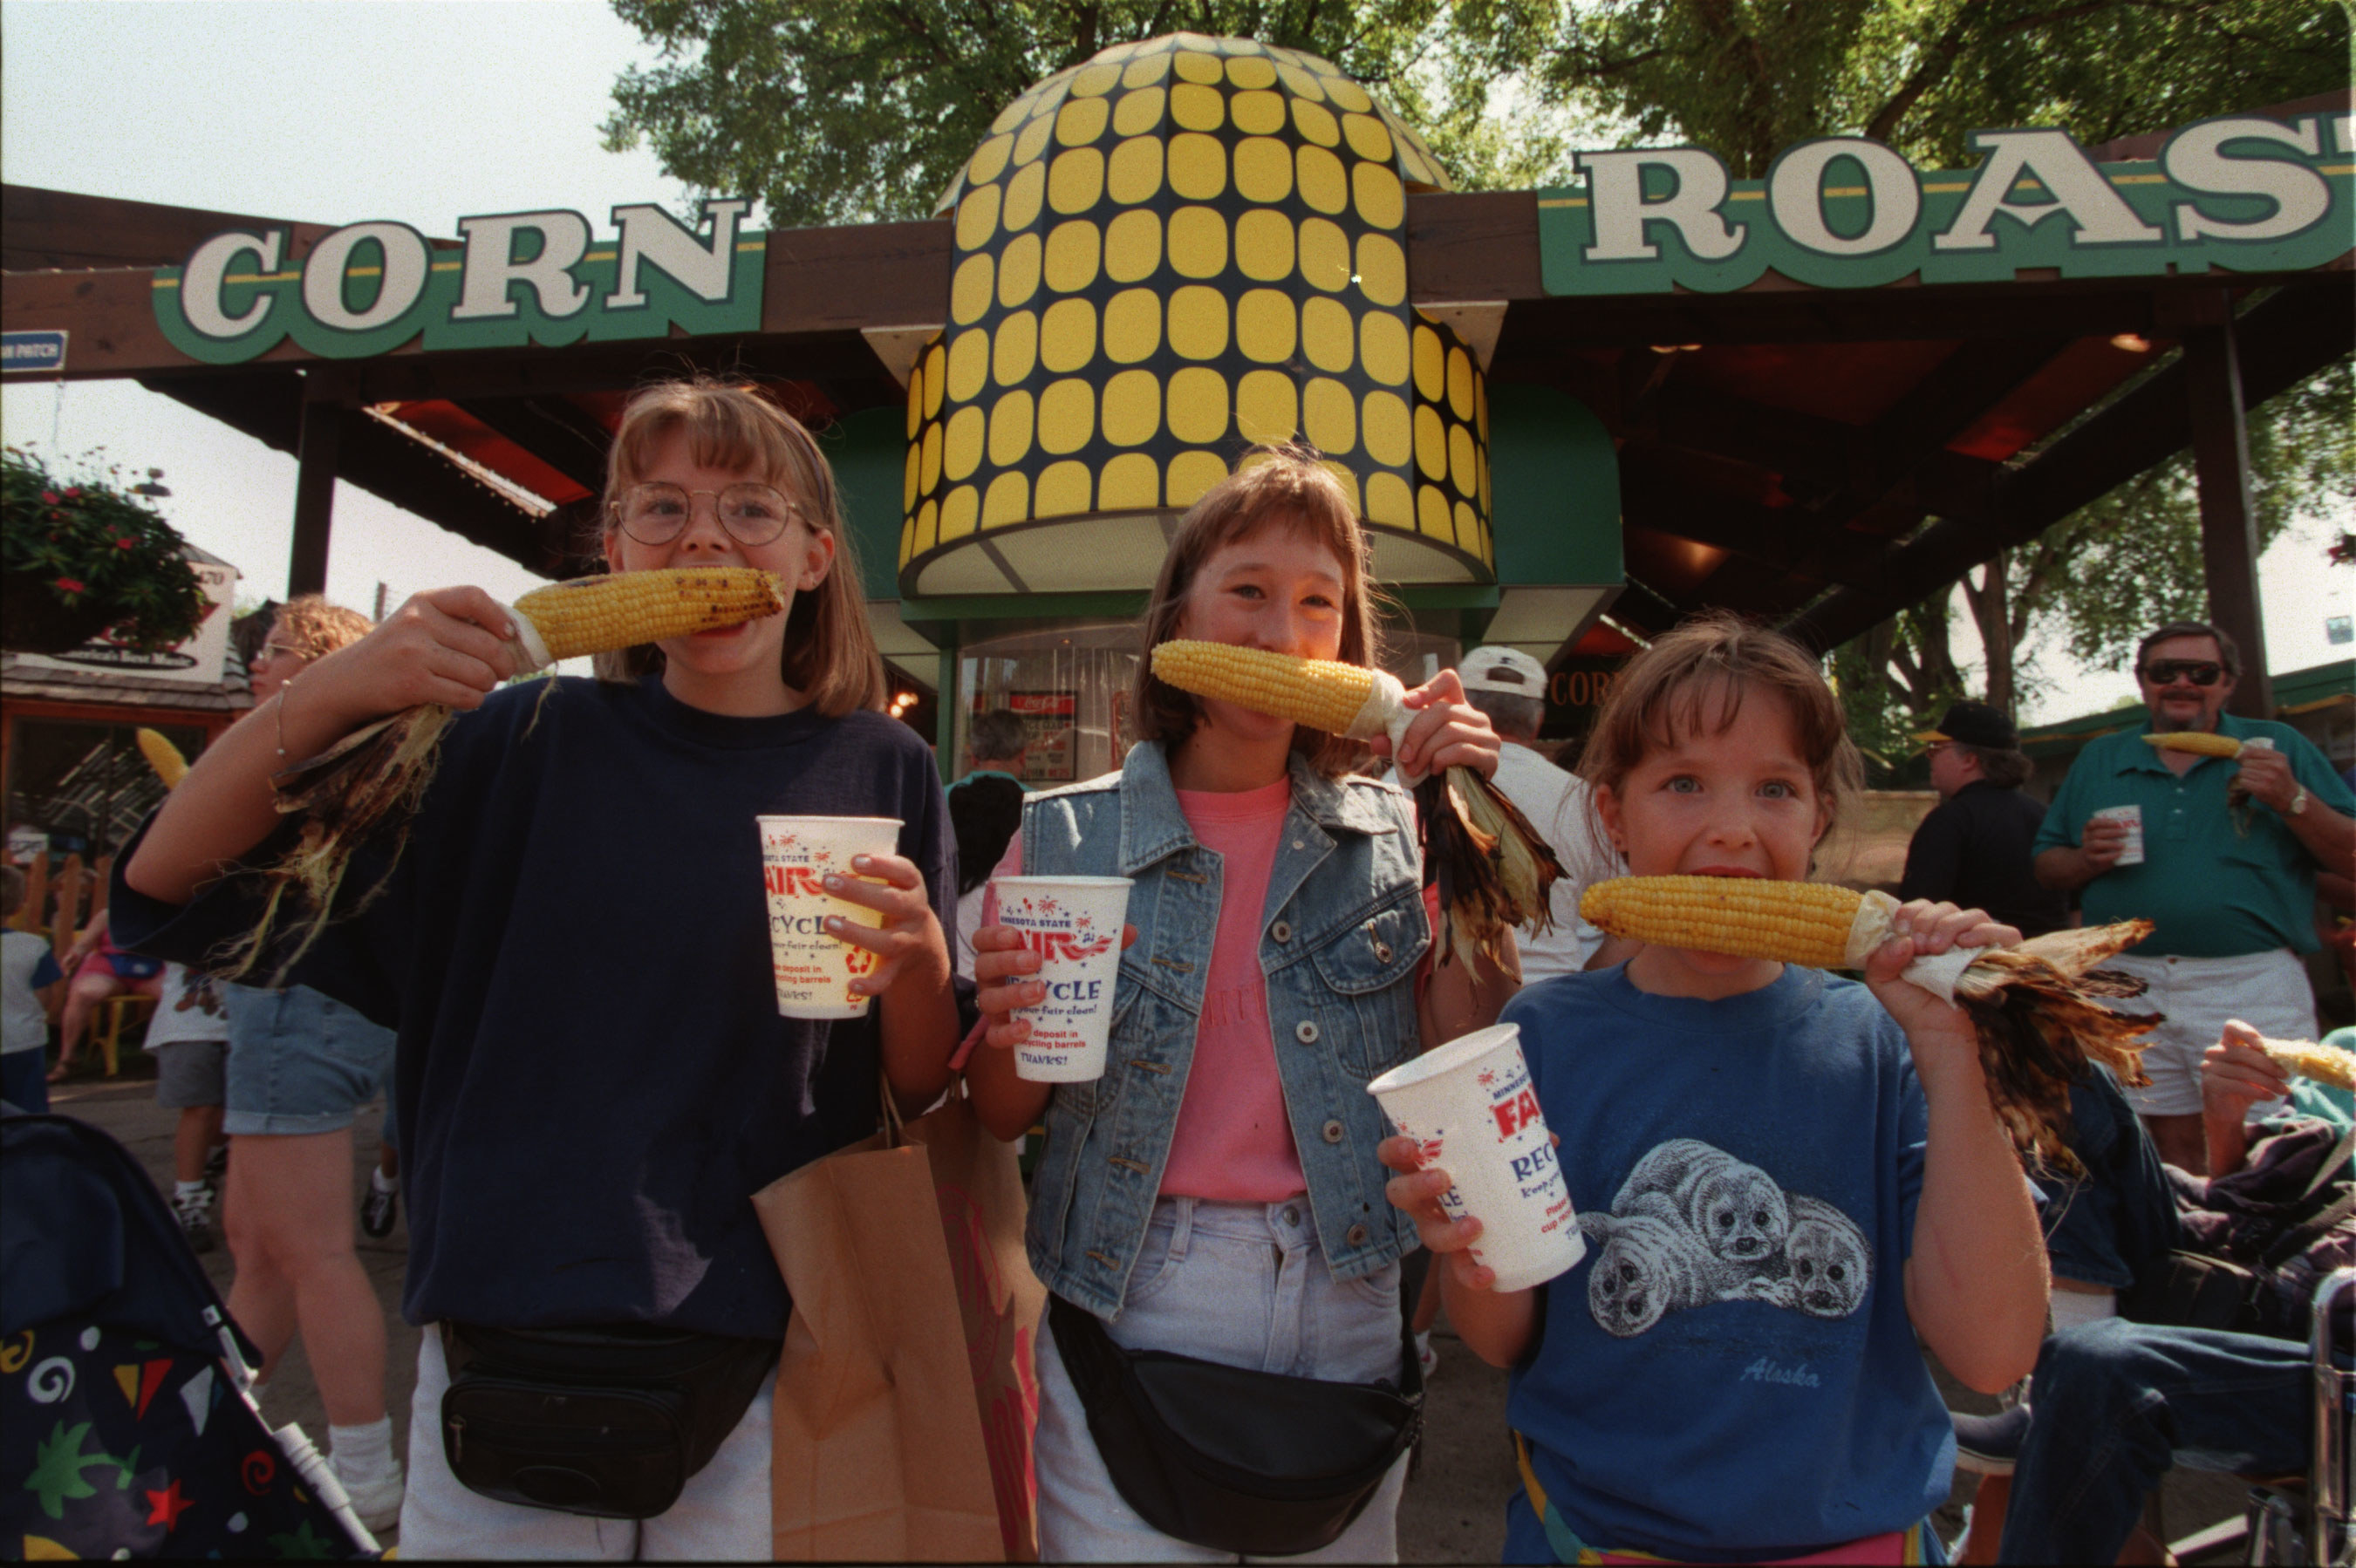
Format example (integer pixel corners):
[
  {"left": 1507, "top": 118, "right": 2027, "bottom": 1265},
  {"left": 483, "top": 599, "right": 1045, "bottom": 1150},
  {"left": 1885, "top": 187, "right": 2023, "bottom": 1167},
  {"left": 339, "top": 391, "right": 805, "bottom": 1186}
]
[
  {"left": 1539, "top": 115, "right": 2353, "bottom": 296},
  {"left": 151, "top": 200, "right": 764, "bottom": 363}
]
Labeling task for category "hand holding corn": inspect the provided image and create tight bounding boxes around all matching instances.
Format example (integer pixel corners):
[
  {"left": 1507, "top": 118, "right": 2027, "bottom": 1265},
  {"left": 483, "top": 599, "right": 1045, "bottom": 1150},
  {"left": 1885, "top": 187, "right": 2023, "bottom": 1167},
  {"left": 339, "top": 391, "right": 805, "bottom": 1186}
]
[
  {"left": 229, "top": 568, "right": 784, "bottom": 981},
  {"left": 1151, "top": 640, "right": 1562, "bottom": 970},
  {"left": 1580, "top": 875, "right": 2160, "bottom": 1173}
]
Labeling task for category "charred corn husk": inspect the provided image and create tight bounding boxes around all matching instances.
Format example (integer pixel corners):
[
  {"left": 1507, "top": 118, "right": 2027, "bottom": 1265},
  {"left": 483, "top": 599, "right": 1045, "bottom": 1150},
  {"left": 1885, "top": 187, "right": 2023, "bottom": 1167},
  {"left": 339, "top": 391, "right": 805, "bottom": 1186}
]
[
  {"left": 224, "top": 569, "right": 785, "bottom": 982},
  {"left": 1580, "top": 875, "right": 2160, "bottom": 1174},
  {"left": 509, "top": 567, "right": 785, "bottom": 668},
  {"left": 2142, "top": 731, "right": 2243, "bottom": 759},
  {"left": 1151, "top": 639, "right": 1564, "bottom": 970},
  {"left": 137, "top": 728, "right": 188, "bottom": 789},
  {"left": 2260, "top": 1036, "right": 2356, "bottom": 1090}
]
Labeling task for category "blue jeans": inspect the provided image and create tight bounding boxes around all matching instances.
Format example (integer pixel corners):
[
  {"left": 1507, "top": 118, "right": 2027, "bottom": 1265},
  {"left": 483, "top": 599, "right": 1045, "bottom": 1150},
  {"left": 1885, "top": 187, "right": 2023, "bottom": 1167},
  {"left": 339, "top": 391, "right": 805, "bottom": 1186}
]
[
  {"left": 222, "top": 982, "right": 395, "bottom": 1135},
  {"left": 1033, "top": 1196, "right": 1410, "bottom": 1562},
  {"left": 1997, "top": 1319, "right": 2313, "bottom": 1564}
]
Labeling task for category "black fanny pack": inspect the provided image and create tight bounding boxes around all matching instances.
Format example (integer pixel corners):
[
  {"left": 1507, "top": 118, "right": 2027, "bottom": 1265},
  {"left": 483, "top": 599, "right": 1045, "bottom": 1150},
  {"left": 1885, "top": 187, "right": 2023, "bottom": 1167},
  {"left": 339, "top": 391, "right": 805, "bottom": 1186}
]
[
  {"left": 1048, "top": 1292, "right": 1423, "bottom": 1557},
  {"left": 439, "top": 1321, "right": 778, "bottom": 1520}
]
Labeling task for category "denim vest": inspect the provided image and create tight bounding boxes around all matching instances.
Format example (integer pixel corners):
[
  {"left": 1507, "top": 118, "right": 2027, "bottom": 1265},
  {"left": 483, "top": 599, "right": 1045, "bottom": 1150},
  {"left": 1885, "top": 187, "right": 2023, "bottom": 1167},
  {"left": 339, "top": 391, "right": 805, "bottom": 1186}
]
[{"left": 1021, "top": 741, "right": 1432, "bottom": 1319}]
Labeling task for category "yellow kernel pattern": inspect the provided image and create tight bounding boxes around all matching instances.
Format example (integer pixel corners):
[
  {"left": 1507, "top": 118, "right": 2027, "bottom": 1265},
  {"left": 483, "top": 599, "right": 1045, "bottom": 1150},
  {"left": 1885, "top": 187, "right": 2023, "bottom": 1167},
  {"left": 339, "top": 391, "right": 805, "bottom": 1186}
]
[
  {"left": 904, "top": 33, "right": 1485, "bottom": 588},
  {"left": 1578, "top": 877, "right": 1865, "bottom": 971}
]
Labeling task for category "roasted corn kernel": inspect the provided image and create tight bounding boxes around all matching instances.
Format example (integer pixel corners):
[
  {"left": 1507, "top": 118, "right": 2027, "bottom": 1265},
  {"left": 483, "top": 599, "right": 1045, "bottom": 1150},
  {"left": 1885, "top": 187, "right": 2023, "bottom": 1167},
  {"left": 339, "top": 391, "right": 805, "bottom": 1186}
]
[
  {"left": 2141, "top": 732, "right": 2243, "bottom": 759},
  {"left": 1579, "top": 876, "right": 1869, "bottom": 969},
  {"left": 136, "top": 728, "right": 189, "bottom": 789},
  {"left": 511, "top": 567, "right": 786, "bottom": 666},
  {"left": 1151, "top": 640, "right": 1385, "bottom": 738}
]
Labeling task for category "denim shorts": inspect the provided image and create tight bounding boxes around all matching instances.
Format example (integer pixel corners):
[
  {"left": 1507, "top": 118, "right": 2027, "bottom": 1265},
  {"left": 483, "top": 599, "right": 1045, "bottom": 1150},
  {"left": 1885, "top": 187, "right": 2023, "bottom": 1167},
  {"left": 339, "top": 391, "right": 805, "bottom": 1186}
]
[
  {"left": 222, "top": 982, "right": 395, "bottom": 1135},
  {"left": 1034, "top": 1196, "right": 1410, "bottom": 1562}
]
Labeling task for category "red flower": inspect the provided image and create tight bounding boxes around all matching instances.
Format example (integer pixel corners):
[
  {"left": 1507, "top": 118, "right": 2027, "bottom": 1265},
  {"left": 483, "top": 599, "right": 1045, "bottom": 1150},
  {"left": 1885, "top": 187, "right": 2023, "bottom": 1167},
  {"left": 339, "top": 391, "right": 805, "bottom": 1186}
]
[
  {"left": 40, "top": 490, "right": 58, "bottom": 504},
  {"left": 64, "top": 487, "right": 82, "bottom": 499},
  {"left": 55, "top": 576, "right": 86, "bottom": 594},
  {"left": 117, "top": 537, "right": 136, "bottom": 549}
]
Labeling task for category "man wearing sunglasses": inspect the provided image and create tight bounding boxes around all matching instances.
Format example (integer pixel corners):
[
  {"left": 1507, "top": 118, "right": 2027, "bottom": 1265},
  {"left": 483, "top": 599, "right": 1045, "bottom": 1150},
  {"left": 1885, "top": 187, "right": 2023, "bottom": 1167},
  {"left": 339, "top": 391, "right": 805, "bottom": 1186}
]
[{"left": 2034, "top": 622, "right": 2355, "bottom": 1173}]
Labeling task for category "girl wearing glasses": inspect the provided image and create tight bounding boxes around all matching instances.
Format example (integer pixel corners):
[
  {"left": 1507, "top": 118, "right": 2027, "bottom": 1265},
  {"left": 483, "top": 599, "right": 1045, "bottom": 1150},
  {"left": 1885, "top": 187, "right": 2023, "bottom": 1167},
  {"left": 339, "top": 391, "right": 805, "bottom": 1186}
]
[{"left": 113, "top": 378, "right": 960, "bottom": 1558}]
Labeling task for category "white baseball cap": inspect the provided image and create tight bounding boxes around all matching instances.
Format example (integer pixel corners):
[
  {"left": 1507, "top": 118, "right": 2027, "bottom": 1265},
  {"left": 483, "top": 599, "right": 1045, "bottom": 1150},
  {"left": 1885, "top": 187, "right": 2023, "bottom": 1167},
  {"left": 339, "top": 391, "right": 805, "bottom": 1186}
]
[{"left": 1458, "top": 646, "right": 1548, "bottom": 695}]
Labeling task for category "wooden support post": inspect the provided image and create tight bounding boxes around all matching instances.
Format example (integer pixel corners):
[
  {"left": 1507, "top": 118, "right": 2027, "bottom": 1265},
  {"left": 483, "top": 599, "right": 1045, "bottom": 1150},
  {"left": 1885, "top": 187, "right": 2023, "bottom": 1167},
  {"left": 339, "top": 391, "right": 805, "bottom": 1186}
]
[
  {"left": 288, "top": 397, "right": 345, "bottom": 597},
  {"left": 2177, "top": 290, "right": 2272, "bottom": 718}
]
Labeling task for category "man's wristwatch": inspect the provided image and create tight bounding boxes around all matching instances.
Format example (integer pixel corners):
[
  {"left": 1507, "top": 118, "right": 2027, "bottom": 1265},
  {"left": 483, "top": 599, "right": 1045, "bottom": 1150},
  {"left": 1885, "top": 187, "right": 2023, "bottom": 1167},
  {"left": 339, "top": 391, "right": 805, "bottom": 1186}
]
[{"left": 2286, "top": 782, "right": 2309, "bottom": 817}]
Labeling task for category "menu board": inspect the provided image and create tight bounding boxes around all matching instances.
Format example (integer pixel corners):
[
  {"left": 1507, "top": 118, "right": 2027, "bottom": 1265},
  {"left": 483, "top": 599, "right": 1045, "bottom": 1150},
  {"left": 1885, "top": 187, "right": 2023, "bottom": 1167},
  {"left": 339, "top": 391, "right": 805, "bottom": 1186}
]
[{"left": 1005, "top": 691, "right": 1077, "bottom": 783}]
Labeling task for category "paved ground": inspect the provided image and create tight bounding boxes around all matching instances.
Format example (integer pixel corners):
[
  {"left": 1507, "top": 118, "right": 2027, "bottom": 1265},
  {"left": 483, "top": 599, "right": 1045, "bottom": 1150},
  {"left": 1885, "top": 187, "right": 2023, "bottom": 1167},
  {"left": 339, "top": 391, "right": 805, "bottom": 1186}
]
[{"left": 47, "top": 1061, "right": 2251, "bottom": 1563}]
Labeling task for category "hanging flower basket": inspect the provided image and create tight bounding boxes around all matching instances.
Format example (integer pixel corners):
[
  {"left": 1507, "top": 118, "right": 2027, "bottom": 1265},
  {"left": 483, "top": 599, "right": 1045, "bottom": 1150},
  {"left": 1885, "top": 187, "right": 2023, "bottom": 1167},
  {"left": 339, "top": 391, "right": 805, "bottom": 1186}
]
[
  {"left": 2, "top": 447, "right": 208, "bottom": 655},
  {"left": 0, "top": 569, "right": 119, "bottom": 653}
]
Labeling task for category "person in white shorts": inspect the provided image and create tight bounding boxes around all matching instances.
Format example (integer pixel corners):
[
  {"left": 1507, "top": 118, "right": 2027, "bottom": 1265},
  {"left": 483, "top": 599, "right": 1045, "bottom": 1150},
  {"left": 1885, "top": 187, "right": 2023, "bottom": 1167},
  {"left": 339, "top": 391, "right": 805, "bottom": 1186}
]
[{"left": 2033, "top": 620, "right": 2354, "bottom": 1172}]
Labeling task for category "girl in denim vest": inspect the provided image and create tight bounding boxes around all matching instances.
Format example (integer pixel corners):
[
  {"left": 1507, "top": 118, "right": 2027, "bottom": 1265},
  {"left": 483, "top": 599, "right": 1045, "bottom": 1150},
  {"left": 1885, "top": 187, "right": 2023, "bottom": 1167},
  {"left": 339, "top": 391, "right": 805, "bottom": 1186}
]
[{"left": 966, "top": 449, "right": 1513, "bottom": 1563}]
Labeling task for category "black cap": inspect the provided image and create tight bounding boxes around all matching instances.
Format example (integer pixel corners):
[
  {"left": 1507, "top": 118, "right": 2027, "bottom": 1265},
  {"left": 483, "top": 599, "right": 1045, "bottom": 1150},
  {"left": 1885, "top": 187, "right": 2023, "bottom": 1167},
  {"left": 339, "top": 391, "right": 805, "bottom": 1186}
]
[{"left": 1913, "top": 700, "right": 2017, "bottom": 750}]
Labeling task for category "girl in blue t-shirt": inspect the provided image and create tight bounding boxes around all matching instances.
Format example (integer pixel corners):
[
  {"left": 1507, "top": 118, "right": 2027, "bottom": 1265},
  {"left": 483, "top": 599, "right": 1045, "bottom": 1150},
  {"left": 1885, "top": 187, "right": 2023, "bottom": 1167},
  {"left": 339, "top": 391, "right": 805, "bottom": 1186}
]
[{"left": 1384, "top": 613, "right": 2048, "bottom": 1565}]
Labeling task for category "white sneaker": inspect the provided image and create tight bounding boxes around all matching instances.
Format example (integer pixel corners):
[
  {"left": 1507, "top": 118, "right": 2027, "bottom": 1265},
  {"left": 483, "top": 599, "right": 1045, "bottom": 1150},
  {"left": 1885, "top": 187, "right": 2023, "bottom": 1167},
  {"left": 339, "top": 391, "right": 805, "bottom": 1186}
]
[{"left": 333, "top": 1460, "right": 405, "bottom": 1532}]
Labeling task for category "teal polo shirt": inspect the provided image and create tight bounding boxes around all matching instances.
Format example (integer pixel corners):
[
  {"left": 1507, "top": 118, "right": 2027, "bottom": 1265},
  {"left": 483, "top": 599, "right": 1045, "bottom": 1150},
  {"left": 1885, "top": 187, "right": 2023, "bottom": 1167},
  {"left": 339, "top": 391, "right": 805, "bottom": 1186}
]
[{"left": 2033, "top": 713, "right": 2353, "bottom": 957}]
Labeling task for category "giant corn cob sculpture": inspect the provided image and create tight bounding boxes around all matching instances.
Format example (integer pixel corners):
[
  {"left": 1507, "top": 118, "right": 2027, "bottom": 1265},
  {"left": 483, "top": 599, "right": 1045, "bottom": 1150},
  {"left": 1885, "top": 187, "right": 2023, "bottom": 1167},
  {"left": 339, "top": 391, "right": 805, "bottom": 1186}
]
[
  {"left": 1581, "top": 875, "right": 2161, "bottom": 1174},
  {"left": 1151, "top": 640, "right": 1565, "bottom": 970},
  {"left": 231, "top": 568, "right": 785, "bottom": 978}
]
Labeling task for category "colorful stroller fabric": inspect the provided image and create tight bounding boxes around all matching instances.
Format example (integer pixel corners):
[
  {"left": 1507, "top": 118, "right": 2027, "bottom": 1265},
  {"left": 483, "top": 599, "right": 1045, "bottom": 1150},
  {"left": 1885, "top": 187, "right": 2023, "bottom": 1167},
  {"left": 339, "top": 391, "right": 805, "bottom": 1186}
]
[{"left": 1, "top": 1113, "right": 379, "bottom": 1559}]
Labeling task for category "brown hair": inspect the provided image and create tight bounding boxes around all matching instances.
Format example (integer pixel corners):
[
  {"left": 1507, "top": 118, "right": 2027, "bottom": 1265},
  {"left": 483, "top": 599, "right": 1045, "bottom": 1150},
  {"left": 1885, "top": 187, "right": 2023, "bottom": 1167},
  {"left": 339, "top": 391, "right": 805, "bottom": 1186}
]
[
  {"left": 1128, "top": 448, "right": 1384, "bottom": 778},
  {"left": 1963, "top": 744, "right": 2034, "bottom": 790},
  {"left": 272, "top": 595, "right": 372, "bottom": 661},
  {"left": 2134, "top": 620, "right": 2239, "bottom": 678},
  {"left": 1578, "top": 611, "right": 1862, "bottom": 849},
  {"left": 596, "top": 378, "right": 886, "bottom": 717}
]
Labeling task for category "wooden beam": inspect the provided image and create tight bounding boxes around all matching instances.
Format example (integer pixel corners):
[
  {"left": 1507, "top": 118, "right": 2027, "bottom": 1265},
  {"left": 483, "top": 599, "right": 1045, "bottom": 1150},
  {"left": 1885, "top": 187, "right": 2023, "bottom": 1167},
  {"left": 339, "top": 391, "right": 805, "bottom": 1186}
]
[
  {"left": 289, "top": 396, "right": 343, "bottom": 597},
  {"left": 2177, "top": 290, "right": 2272, "bottom": 717},
  {"left": 1781, "top": 280, "right": 2354, "bottom": 653},
  {"left": 454, "top": 396, "right": 611, "bottom": 493}
]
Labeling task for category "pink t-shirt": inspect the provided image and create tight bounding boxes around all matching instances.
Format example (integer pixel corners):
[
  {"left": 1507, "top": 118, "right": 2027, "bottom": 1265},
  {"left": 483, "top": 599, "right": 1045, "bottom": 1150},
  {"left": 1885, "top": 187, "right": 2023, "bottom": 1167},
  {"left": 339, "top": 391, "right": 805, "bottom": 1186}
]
[
  {"left": 967, "top": 776, "right": 1306, "bottom": 1203},
  {"left": 1160, "top": 777, "right": 1306, "bottom": 1202}
]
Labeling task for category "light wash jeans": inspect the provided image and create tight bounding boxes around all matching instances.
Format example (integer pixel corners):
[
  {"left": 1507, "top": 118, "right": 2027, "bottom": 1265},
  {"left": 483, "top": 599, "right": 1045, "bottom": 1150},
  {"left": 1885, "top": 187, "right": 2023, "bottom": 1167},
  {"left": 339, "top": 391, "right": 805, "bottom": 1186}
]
[
  {"left": 1035, "top": 1195, "right": 1411, "bottom": 1563},
  {"left": 399, "top": 1330, "right": 774, "bottom": 1560}
]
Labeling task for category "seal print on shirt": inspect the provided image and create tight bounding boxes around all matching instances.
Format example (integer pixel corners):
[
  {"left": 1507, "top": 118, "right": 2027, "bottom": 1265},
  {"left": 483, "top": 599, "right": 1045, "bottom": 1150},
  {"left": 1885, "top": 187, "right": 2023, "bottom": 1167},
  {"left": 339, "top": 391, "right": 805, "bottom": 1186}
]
[{"left": 1576, "top": 1138, "right": 1871, "bottom": 1337}]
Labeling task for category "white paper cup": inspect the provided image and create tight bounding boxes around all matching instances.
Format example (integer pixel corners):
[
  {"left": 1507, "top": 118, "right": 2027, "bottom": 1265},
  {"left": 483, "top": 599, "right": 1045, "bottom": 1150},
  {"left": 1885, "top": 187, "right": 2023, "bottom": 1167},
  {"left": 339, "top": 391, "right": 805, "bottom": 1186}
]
[
  {"left": 2091, "top": 804, "right": 2144, "bottom": 867},
  {"left": 758, "top": 815, "right": 904, "bottom": 1019},
  {"left": 994, "top": 876, "right": 1133, "bottom": 1082},
  {"left": 1367, "top": 1023, "right": 1584, "bottom": 1294}
]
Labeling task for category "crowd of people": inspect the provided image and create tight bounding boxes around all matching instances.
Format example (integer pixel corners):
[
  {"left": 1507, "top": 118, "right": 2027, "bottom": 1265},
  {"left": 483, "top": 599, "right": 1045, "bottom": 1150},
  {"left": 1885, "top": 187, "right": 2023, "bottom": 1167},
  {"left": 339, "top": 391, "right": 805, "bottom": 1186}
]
[{"left": 3, "top": 374, "right": 2347, "bottom": 1564}]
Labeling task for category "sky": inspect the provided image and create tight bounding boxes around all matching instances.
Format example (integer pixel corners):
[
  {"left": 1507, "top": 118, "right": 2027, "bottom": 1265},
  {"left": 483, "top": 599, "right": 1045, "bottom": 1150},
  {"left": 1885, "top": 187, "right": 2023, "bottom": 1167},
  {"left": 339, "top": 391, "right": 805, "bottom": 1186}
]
[{"left": 3, "top": 0, "right": 2348, "bottom": 723}]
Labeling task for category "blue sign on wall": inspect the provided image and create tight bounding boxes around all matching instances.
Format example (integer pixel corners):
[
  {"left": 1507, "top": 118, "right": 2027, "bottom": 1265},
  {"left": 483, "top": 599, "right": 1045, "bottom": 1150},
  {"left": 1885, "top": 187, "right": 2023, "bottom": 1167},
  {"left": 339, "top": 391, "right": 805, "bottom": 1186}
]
[{"left": 1, "top": 330, "right": 68, "bottom": 373}]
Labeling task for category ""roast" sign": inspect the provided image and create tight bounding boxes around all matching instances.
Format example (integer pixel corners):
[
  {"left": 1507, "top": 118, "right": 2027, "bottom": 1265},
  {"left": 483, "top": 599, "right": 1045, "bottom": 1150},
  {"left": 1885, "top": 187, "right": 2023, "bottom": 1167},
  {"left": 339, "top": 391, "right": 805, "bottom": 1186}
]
[{"left": 1540, "top": 114, "right": 2352, "bottom": 295}]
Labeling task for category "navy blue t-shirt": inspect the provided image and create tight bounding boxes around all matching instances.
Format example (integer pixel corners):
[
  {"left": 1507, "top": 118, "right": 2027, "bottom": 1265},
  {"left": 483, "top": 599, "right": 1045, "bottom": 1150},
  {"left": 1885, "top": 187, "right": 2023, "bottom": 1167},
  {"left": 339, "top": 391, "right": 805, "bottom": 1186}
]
[
  {"left": 1502, "top": 965, "right": 1952, "bottom": 1560},
  {"left": 110, "top": 675, "right": 953, "bottom": 1340}
]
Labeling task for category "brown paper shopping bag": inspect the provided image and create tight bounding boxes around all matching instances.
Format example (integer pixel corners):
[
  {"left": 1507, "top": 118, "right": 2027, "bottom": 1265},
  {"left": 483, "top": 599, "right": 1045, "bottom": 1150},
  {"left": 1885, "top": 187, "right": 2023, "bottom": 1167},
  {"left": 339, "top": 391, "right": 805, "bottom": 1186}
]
[
  {"left": 755, "top": 1128, "right": 1006, "bottom": 1561},
  {"left": 903, "top": 1091, "right": 1047, "bottom": 1562}
]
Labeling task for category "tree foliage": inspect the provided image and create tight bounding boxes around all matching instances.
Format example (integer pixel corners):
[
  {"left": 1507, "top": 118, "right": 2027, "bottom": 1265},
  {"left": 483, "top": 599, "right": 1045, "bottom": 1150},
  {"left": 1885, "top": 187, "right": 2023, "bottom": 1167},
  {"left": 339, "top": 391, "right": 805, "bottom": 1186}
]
[
  {"left": 604, "top": 0, "right": 1466, "bottom": 228},
  {"left": 602, "top": 0, "right": 2353, "bottom": 745}
]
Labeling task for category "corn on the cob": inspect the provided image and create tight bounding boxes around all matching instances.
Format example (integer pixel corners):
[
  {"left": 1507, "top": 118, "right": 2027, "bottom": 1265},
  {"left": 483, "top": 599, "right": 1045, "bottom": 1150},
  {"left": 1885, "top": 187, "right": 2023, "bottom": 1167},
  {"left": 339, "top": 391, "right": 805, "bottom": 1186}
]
[
  {"left": 136, "top": 728, "right": 188, "bottom": 789},
  {"left": 1151, "top": 640, "right": 1397, "bottom": 739},
  {"left": 1581, "top": 874, "right": 2163, "bottom": 1175},
  {"left": 2261, "top": 1036, "right": 2356, "bottom": 1090},
  {"left": 1150, "top": 638, "right": 1563, "bottom": 970},
  {"left": 2141, "top": 731, "right": 2243, "bottom": 759},
  {"left": 509, "top": 567, "right": 785, "bottom": 668},
  {"left": 1579, "top": 876, "right": 1876, "bottom": 970}
]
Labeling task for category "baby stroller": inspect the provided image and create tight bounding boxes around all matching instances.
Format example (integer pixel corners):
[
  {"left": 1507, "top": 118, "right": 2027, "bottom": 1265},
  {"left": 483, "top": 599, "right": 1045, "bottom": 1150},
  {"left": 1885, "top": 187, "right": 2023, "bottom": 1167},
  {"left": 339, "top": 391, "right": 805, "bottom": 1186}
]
[{"left": 1, "top": 1112, "right": 380, "bottom": 1558}]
